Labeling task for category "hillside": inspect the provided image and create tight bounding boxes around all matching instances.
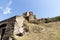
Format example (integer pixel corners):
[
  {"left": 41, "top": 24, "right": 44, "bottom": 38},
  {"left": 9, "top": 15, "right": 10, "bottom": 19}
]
[
  {"left": 14, "top": 20, "right": 60, "bottom": 40},
  {"left": 12, "top": 12, "right": 60, "bottom": 40}
]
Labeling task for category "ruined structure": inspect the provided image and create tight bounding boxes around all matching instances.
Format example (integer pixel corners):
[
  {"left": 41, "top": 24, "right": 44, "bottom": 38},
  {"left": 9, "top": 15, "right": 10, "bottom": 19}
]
[
  {"left": 23, "top": 12, "right": 36, "bottom": 22},
  {"left": 0, "top": 12, "right": 36, "bottom": 40}
]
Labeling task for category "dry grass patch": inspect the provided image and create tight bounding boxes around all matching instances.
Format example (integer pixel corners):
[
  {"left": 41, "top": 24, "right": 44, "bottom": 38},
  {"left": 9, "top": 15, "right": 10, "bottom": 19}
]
[{"left": 14, "top": 22, "right": 60, "bottom": 40}]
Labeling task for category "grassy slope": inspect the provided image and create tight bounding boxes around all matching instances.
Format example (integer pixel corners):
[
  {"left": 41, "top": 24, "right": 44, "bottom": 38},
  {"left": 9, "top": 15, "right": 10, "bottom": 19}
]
[{"left": 15, "top": 21, "right": 60, "bottom": 40}]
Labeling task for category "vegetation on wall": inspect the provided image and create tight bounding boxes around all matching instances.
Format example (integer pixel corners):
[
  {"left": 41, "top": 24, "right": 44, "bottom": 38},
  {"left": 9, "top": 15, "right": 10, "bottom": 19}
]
[{"left": 41, "top": 16, "right": 60, "bottom": 23}]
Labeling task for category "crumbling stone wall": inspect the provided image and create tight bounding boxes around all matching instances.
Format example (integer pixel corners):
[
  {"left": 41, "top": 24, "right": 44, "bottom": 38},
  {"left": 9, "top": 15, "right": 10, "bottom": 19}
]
[
  {"left": 0, "top": 16, "right": 16, "bottom": 40},
  {"left": 0, "top": 11, "right": 37, "bottom": 40},
  {"left": 0, "top": 15, "right": 29, "bottom": 40},
  {"left": 23, "top": 12, "right": 36, "bottom": 22},
  {"left": 14, "top": 16, "right": 25, "bottom": 37}
]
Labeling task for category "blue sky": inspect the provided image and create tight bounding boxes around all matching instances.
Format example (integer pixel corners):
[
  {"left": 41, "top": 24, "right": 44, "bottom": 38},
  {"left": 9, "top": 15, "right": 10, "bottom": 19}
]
[{"left": 0, "top": 0, "right": 60, "bottom": 21}]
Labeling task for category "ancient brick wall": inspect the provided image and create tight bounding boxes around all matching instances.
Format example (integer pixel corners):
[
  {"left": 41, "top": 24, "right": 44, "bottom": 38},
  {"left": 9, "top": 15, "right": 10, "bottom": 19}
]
[
  {"left": 0, "top": 11, "right": 37, "bottom": 40},
  {"left": 0, "top": 16, "right": 16, "bottom": 40}
]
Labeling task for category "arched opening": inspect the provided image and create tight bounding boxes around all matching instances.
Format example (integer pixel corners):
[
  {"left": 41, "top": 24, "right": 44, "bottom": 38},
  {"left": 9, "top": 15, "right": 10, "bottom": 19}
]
[
  {"left": 0, "top": 24, "right": 7, "bottom": 28},
  {"left": 0, "top": 24, "right": 7, "bottom": 40},
  {"left": 16, "top": 33, "right": 23, "bottom": 37}
]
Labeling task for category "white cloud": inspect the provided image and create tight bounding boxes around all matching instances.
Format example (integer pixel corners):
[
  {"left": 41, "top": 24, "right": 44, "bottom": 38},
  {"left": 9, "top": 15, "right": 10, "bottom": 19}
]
[
  {"left": 3, "top": 7, "right": 11, "bottom": 14},
  {"left": 0, "top": 0, "right": 12, "bottom": 14},
  {"left": 3, "top": 0, "right": 12, "bottom": 14}
]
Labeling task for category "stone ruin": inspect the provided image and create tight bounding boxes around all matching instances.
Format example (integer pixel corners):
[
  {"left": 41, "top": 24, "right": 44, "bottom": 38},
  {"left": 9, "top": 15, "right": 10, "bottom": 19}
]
[
  {"left": 0, "top": 11, "right": 36, "bottom": 40},
  {"left": 23, "top": 11, "right": 36, "bottom": 22}
]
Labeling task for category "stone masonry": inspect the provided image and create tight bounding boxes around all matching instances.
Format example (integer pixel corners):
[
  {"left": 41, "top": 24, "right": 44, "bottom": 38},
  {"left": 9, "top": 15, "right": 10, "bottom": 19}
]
[{"left": 0, "top": 11, "right": 36, "bottom": 40}]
